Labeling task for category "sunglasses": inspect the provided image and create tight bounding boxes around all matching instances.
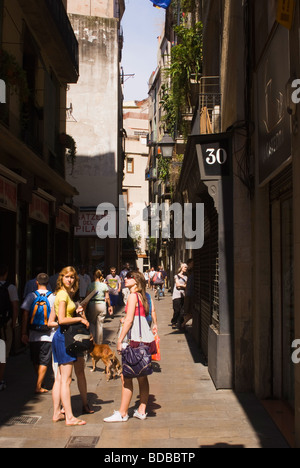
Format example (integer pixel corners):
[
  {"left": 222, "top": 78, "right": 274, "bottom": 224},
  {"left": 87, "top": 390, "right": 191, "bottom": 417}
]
[{"left": 125, "top": 272, "right": 134, "bottom": 279}]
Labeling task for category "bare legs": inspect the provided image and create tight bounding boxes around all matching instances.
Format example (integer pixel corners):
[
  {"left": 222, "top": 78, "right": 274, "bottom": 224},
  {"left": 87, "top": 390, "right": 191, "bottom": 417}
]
[
  {"left": 119, "top": 375, "right": 149, "bottom": 418},
  {"left": 52, "top": 357, "right": 87, "bottom": 425}
]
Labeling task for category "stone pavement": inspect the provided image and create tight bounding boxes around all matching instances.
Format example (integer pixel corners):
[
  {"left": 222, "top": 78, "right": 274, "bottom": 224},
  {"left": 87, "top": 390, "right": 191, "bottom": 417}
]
[{"left": 0, "top": 291, "right": 290, "bottom": 449}]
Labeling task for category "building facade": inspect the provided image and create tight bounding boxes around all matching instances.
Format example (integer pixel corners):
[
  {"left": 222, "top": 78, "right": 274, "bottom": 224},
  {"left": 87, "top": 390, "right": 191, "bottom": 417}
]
[
  {"left": 0, "top": 0, "right": 79, "bottom": 298},
  {"left": 66, "top": 0, "right": 125, "bottom": 275},
  {"left": 147, "top": 0, "right": 300, "bottom": 446},
  {"left": 122, "top": 99, "right": 150, "bottom": 272}
]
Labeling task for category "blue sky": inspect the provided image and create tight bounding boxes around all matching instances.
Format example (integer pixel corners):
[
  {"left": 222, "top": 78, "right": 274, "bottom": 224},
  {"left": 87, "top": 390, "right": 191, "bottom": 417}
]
[{"left": 121, "top": 0, "right": 166, "bottom": 101}]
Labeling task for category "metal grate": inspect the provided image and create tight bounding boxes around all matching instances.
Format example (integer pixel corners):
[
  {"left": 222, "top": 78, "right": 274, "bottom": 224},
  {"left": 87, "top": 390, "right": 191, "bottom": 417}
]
[
  {"left": 65, "top": 436, "right": 100, "bottom": 449},
  {"left": 5, "top": 415, "right": 41, "bottom": 426}
]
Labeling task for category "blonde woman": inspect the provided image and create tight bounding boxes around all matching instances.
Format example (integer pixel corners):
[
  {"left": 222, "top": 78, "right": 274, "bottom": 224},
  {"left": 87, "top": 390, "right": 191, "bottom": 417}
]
[
  {"left": 50, "top": 266, "right": 93, "bottom": 426},
  {"left": 104, "top": 271, "right": 156, "bottom": 423},
  {"left": 86, "top": 269, "right": 112, "bottom": 344}
]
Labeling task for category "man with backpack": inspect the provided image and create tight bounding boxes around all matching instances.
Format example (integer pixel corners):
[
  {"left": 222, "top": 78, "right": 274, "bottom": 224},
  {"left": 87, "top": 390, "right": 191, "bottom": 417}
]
[
  {"left": 0, "top": 264, "right": 19, "bottom": 391},
  {"left": 21, "top": 273, "right": 55, "bottom": 394}
]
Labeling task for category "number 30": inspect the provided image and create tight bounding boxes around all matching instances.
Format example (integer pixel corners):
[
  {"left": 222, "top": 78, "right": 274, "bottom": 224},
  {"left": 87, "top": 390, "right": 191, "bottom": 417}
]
[{"left": 206, "top": 148, "right": 228, "bottom": 165}]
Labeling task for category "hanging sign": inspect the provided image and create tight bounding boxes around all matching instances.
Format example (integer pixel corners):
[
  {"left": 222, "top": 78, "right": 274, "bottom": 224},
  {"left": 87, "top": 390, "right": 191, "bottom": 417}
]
[
  {"left": 276, "top": 0, "right": 295, "bottom": 30},
  {"left": 196, "top": 132, "right": 232, "bottom": 180}
]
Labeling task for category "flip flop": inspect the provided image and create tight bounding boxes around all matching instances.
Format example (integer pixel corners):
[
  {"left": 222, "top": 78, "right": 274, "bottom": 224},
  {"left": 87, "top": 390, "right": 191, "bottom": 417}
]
[{"left": 66, "top": 419, "right": 87, "bottom": 427}]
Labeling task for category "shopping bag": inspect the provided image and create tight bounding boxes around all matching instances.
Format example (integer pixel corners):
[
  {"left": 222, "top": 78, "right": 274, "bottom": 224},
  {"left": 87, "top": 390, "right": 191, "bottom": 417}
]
[{"left": 152, "top": 334, "right": 161, "bottom": 361}]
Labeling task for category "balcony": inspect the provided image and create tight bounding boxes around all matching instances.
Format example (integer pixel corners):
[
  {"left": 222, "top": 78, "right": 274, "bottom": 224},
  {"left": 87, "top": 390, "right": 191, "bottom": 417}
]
[
  {"left": 18, "top": 0, "right": 79, "bottom": 83},
  {"left": 192, "top": 77, "right": 222, "bottom": 135}
]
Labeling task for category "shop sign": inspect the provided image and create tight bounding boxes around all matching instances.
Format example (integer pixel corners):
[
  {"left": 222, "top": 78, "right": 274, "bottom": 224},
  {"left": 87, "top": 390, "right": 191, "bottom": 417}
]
[
  {"left": 257, "top": 26, "right": 291, "bottom": 185},
  {"left": 276, "top": 0, "right": 295, "bottom": 30},
  {"left": 56, "top": 209, "right": 70, "bottom": 232},
  {"left": 75, "top": 211, "right": 108, "bottom": 237},
  {"left": 29, "top": 194, "right": 49, "bottom": 224},
  {"left": 0, "top": 175, "right": 17, "bottom": 212}
]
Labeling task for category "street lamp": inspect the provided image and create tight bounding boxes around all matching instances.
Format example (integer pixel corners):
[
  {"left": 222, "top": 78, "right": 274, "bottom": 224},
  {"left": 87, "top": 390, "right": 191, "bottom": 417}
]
[{"left": 159, "top": 133, "right": 175, "bottom": 158}]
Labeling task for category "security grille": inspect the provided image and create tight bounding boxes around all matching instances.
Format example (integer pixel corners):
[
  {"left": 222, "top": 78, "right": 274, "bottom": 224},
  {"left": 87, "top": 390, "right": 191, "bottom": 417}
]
[{"left": 4, "top": 415, "right": 41, "bottom": 426}]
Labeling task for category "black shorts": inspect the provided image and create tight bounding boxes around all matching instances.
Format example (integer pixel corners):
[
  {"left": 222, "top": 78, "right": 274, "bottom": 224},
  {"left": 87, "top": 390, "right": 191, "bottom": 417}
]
[{"left": 29, "top": 341, "right": 52, "bottom": 366}]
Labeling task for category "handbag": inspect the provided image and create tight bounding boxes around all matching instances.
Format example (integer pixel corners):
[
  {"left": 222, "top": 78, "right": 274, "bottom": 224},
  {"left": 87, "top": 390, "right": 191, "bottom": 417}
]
[
  {"left": 121, "top": 295, "right": 153, "bottom": 378},
  {"left": 62, "top": 322, "right": 92, "bottom": 356}
]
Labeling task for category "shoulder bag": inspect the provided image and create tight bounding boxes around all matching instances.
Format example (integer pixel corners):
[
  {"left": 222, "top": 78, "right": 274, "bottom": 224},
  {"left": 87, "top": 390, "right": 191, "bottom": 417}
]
[
  {"left": 121, "top": 294, "right": 153, "bottom": 379},
  {"left": 62, "top": 322, "right": 92, "bottom": 357}
]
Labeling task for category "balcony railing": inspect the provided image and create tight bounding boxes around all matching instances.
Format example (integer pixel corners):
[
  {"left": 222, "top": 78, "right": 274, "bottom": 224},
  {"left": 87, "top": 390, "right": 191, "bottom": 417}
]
[
  {"left": 45, "top": 0, "right": 79, "bottom": 75},
  {"left": 197, "top": 76, "right": 222, "bottom": 134}
]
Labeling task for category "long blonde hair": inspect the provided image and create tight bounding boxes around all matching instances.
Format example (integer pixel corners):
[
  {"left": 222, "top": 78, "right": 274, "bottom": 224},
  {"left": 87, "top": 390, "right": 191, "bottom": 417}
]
[
  {"left": 130, "top": 270, "right": 149, "bottom": 316},
  {"left": 55, "top": 266, "right": 79, "bottom": 295}
]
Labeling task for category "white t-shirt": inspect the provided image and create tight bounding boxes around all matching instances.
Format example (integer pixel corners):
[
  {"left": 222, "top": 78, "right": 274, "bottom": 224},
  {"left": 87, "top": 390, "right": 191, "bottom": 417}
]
[
  {"left": 172, "top": 275, "right": 188, "bottom": 300},
  {"left": 21, "top": 289, "right": 56, "bottom": 342}
]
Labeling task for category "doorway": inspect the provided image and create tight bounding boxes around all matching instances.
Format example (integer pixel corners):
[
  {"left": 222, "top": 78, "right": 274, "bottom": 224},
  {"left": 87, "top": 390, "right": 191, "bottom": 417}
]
[{"left": 271, "top": 192, "right": 294, "bottom": 407}]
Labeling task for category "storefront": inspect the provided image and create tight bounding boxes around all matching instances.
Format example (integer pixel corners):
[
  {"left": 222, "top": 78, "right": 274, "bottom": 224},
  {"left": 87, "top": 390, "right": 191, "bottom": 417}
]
[{"left": 255, "top": 24, "right": 294, "bottom": 407}]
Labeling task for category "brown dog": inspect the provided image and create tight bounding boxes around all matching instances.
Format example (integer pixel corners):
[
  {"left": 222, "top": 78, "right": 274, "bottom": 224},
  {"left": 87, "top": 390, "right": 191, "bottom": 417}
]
[{"left": 90, "top": 344, "right": 122, "bottom": 381}]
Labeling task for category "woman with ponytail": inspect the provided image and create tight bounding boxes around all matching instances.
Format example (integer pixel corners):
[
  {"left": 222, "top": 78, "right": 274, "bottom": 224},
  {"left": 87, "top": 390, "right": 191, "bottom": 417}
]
[
  {"left": 104, "top": 270, "right": 156, "bottom": 423},
  {"left": 86, "top": 269, "right": 112, "bottom": 344}
]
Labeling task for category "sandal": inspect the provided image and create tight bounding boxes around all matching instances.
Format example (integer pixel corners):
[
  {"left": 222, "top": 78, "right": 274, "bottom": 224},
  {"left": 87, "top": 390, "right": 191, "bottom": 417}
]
[{"left": 66, "top": 419, "right": 86, "bottom": 427}]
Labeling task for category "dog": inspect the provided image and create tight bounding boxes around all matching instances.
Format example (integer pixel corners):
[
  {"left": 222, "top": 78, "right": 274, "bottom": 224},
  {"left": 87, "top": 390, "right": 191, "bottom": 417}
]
[{"left": 90, "top": 344, "right": 122, "bottom": 381}]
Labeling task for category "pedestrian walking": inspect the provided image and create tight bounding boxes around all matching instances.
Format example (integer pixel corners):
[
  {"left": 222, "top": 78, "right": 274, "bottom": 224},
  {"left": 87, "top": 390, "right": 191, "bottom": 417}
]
[
  {"left": 50, "top": 266, "right": 93, "bottom": 426},
  {"left": 23, "top": 267, "right": 51, "bottom": 298},
  {"left": 86, "top": 269, "right": 113, "bottom": 344},
  {"left": 181, "top": 258, "right": 194, "bottom": 330},
  {"left": 104, "top": 271, "right": 156, "bottom": 423},
  {"left": 119, "top": 263, "right": 130, "bottom": 304},
  {"left": 78, "top": 266, "right": 91, "bottom": 301},
  {"left": 148, "top": 267, "right": 156, "bottom": 290},
  {"left": 21, "top": 273, "right": 56, "bottom": 394},
  {"left": 171, "top": 263, "right": 188, "bottom": 328},
  {"left": 105, "top": 267, "right": 121, "bottom": 313},
  {"left": 0, "top": 264, "right": 19, "bottom": 391}
]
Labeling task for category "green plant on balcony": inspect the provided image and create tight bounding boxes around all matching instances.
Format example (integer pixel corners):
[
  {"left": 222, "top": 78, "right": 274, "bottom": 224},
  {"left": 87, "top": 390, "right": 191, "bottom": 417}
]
[
  {"left": 157, "top": 154, "right": 170, "bottom": 183},
  {"left": 161, "top": 22, "right": 203, "bottom": 140},
  {"left": 59, "top": 132, "right": 77, "bottom": 173},
  {"left": 0, "top": 49, "right": 30, "bottom": 103}
]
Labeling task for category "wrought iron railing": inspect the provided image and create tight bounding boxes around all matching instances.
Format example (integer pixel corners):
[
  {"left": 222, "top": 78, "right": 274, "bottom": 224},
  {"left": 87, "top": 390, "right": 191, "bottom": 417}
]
[{"left": 45, "top": 0, "right": 79, "bottom": 74}]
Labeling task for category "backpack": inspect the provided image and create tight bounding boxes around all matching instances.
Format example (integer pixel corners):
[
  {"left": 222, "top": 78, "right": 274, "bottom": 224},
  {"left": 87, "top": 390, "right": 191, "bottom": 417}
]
[
  {"left": 146, "top": 292, "right": 152, "bottom": 324},
  {"left": 29, "top": 291, "right": 52, "bottom": 331},
  {"left": 153, "top": 272, "right": 164, "bottom": 285},
  {"left": 0, "top": 282, "right": 12, "bottom": 328}
]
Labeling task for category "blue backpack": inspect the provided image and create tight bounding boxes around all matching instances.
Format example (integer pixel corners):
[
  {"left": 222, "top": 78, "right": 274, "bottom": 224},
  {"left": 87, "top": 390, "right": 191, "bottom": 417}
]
[
  {"left": 146, "top": 292, "right": 152, "bottom": 324},
  {"left": 29, "top": 291, "right": 52, "bottom": 331}
]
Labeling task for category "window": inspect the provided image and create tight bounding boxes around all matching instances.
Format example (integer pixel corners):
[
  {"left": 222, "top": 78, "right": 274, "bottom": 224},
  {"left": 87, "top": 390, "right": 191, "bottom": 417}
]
[{"left": 127, "top": 157, "right": 134, "bottom": 173}]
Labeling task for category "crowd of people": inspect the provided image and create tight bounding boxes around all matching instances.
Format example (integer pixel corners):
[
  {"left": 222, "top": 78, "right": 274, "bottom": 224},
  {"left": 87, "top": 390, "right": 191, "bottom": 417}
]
[{"left": 0, "top": 260, "right": 194, "bottom": 426}]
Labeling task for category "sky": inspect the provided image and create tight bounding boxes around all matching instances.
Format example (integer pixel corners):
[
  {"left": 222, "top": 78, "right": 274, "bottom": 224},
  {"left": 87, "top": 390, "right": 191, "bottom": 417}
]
[{"left": 121, "top": 0, "right": 166, "bottom": 102}]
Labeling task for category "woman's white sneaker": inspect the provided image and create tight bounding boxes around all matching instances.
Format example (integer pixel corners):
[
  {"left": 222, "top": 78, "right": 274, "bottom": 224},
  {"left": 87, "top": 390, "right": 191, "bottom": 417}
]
[
  {"left": 133, "top": 410, "right": 147, "bottom": 420},
  {"left": 104, "top": 411, "right": 129, "bottom": 423}
]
